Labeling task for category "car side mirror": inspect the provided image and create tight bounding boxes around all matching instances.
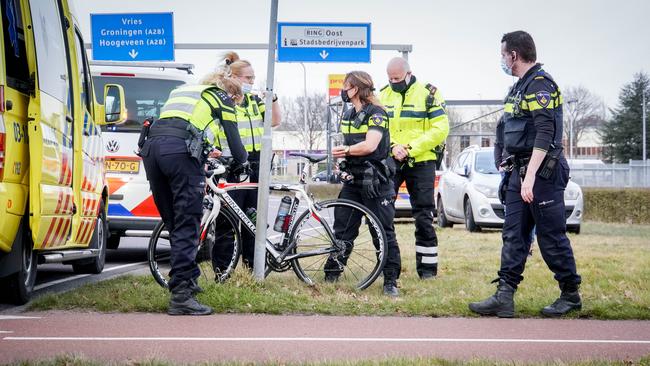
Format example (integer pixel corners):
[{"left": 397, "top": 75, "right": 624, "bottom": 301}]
[
  {"left": 463, "top": 165, "right": 471, "bottom": 177},
  {"left": 101, "top": 84, "right": 126, "bottom": 125}
]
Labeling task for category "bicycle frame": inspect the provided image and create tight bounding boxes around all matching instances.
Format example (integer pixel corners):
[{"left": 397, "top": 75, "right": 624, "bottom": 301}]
[{"left": 202, "top": 161, "right": 339, "bottom": 267}]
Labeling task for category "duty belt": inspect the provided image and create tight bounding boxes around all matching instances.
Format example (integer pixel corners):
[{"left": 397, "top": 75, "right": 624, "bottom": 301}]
[{"left": 148, "top": 118, "right": 192, "bottom": 139}]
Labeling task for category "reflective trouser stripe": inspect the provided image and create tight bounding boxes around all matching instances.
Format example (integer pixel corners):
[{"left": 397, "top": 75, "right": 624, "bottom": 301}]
[
  {"left": 420, "top": 256, "right": 438, "bottom": 264},
  {"left": 415, "top": 245, "right": 437, "bottom": 255}
]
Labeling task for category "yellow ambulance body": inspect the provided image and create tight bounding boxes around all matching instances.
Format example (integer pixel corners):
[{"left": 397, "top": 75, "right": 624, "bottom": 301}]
[{"left": 0, "top": 0, "right": 125, "bottom": 304}]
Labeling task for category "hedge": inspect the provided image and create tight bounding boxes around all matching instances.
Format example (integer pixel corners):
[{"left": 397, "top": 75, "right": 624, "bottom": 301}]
[
  {"left": 306, "top": 184, "right": 650, "bottom": 224},
  {"left": 582, "top": 188, "right": 650, "bottom": 224}
]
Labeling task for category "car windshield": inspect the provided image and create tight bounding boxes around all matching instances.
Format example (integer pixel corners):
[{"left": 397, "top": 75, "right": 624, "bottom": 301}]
[
  {"left": 474, "top": 151, "right": 499, "bottom": 174},
  {"left": 93, "top": 76, "right": 184, "bottom": 132}
]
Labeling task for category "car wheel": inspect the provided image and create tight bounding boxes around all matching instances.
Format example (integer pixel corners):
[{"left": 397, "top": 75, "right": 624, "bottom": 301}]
[
  {"left": 464, "top": 198, "right": 481, "bottom": 232},
  {"left": 437, "top": 196, "right": 453, "bottom": 228},
  {"left": 2, "top": 216, "right": 37, "bottom": 305}
]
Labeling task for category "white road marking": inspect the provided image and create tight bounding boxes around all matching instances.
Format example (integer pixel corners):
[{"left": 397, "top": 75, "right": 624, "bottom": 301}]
[
  {"left": 3, "top": 337, "right": 650, "bottom": 344},
  {"left": 0, "top": 316, "right": 41, "bottom": 320},
  {"left": 0, "top": 331, "right": 13, "bottom": 334},
  {"left": 33, "top": 262, "right": 148, "bottom": 291}
]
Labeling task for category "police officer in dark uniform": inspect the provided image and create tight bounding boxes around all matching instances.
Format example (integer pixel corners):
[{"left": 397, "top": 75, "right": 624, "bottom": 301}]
[
  {"left": 140, "top": 77, "right": 248, "bottom": 315},
  {"left": 469, "top": 31, "right": 582, "bottom": 318},
  {"left": 330, "top": 71, "right": 401, "bottom": 296}
]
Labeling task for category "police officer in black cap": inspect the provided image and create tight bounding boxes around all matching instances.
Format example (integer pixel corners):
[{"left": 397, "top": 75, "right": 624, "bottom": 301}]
[
  {"left": 469, "top": 30, "right": 582, "bottom": 318},
  {"left": 140, "top": 70, "right": 248, "bottom": 316}
]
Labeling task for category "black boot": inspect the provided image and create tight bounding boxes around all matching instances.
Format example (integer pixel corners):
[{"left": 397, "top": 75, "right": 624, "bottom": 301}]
[
  {"left": 189, "top": 279, "right": 204, "bottom": 294},
  {"left": 468, "top": 279, "right": 515, "bottom": 318},
  {"left": 383, "top": 280, "right": 399, "bottom": 297},
  {"left": 541, "top": 282, "right": 582, "bottom": 317},
  {"left": 168, "top": 281, "right": 213, "bottom": 316}
]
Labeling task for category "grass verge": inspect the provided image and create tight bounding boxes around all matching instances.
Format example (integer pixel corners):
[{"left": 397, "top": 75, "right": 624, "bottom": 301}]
[
  {"left": 29, "top": 221, "right": 650, "bottom": 319},
  {"left": 3, "top": 354, "right": 650, "bottom": 366}
]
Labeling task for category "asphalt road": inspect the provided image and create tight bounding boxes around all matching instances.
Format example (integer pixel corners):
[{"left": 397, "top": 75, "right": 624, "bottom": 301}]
[{"left": 1, "top": 313, "right": 649, "bottom": 364}]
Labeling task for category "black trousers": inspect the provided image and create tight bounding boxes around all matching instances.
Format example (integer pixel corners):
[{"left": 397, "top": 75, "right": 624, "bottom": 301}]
[
  {"left": 393, "top": 161, "right": 439, "bottom": 276},
  {"left": 212, "top": 157, "right": 259, "bottom": 271},
  {"left": 499, "top": 156, "right": 581, "bottom": 288},
  {"left": 329, "top": 184, "right": 401, "bottom": 282},
  {"left": 141, "top": 136, "right": 204, "bottom": 289}
]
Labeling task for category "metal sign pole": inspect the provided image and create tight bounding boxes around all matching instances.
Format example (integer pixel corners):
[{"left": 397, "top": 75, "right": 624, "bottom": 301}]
[{"left": 253, "top": 0, "right": 279, "bottom": 280}]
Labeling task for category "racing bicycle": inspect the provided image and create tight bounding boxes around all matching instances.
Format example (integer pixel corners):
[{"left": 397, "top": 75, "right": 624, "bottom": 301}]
[{"left": 147, "top": 153, "right": 387, "bottom": 290}]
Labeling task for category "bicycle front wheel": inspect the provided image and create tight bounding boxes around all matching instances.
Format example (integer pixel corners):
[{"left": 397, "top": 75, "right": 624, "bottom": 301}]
[{"left": 289, "top": 198, "right": 387, "bottom": 290}]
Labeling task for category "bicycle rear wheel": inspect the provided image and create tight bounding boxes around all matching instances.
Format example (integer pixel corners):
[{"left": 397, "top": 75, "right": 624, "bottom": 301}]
[
  {"left": 289, "top": 198, "right": 387, "bottom": 290},
  {"left": 148, "top": 210, "right": 241, "bottom": 289}
]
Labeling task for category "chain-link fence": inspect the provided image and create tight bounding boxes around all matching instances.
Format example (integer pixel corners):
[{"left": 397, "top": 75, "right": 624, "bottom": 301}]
[{"left": 568, "top": 160, "right": 650, "bottom": 188}]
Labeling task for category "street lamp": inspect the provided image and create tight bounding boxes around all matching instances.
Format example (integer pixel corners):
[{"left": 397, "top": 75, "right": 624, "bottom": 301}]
[
  {"left": 643, "top": 90, "right": 647, "bottom": 162},
  {"left": 299, "top": 62, "right": 308, "bottom": 154}
]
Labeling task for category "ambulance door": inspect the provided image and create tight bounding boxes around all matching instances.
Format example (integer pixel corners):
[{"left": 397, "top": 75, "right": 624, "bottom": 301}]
[
  {"left": 26, "top": 0, "right": 74, "bottom": 249},
  {"left": 0, "top": 0, "right": 32, "bottom": 252},
  {"left": 72, "top": 27, "right": 102, "bottom": 246}
]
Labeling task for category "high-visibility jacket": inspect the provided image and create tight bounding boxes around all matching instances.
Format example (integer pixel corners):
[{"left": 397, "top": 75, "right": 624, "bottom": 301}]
[
  {"left": 235, "top": 93, "right": 265, "bottom": 153},
  {"left": 159, "top": 84, "right": 237, "bottom": 150},
  {"left": 503, "top": 63, "right": 563, "bottom": 155},
  {"left": 379, "top": 79, "right": 450, "bottom": 163}
]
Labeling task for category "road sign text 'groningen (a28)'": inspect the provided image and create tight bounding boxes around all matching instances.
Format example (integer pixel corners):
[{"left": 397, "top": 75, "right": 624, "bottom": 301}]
[
  {"left": 277, "top": 22, "right": 370, "bottom": 63},
  {"left": 91, "top": 13, "right": 174, "bottom": 61}
]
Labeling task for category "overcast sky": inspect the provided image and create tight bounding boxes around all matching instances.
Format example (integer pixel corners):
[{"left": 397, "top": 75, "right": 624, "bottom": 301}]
[{"left": 72, "top": 0, "right": 649, "bottom": 110}]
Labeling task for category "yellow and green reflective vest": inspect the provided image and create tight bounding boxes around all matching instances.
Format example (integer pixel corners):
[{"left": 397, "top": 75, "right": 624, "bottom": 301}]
[
  {"left": 379, "top": 80, "right": 450, "bottom": 163},
  {"left": 159, "top": 84, "right": 237, "bottom": 149},
  {"left": 235, "top": 93, "right": 265, "bottom": 153}
]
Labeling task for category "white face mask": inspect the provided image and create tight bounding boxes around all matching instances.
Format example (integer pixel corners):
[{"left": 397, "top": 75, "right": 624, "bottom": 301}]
[
  {"left": 241, "top": 83, "right": 253, "bottom": 94},
  {"left": 500, "top": 57, "right": 513, "bottom": 76}
]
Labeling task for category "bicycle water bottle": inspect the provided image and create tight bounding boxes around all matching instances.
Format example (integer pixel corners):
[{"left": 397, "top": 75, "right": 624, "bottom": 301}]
[
  {"left": 273, "top": 196, "right": 292, "bottom": 232},
  {"left": 246, "top": 207, "right": 257, "bottom": 224}
]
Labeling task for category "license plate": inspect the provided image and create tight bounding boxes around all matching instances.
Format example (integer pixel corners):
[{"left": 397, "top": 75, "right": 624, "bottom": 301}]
[{"left": 105, "top": 159, "right": 140, "bottom": 174}]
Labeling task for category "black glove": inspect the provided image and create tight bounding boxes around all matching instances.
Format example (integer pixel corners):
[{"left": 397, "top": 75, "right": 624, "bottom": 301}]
[
  {"left": 229, "top": 161, "right": 250, "bottom": 182},
  {"left": 498, "top": 171, "right": 510, "bottom": 205},
  {"left": 361, "top": 166, "right": 381, "bottom": 198}
]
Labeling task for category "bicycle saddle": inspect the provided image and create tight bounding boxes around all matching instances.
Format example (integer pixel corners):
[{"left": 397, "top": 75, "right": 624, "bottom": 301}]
[{"left": 290, "top": 152, "right": 328, "bottom": 163}]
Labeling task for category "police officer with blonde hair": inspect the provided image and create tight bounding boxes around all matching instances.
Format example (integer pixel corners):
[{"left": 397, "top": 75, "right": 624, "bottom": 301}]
[
  {"left": 140, "top": 65, "right": 247, "bottom": 315},
  {"left": 211, "top": 52, "right": 281, "bottom": 271}
]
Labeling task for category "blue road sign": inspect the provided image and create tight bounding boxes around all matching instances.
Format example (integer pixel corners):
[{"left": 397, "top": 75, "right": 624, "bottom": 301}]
[
  {"left": 277, "top": 22, "right": 371, "bottom": 63},
  {"left": 91, "top": 13, "right": 174, "bottom": 61}
]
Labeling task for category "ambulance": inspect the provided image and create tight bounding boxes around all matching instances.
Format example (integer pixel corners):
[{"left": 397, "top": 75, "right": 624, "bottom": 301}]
[
  {"left": 0, "top": 0, "right": 126, "bottom": 304},
  {"left": 90, "top": 61, "right": 194, "bottom": 249}
]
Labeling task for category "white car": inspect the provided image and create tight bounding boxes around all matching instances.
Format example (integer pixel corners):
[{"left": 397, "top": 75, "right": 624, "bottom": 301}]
[
  {"left": 91, "top": 61, "right": 196, "bottom": 249},
  {"left": 436, "top": 146, "right": 583, "bottom": 233}
]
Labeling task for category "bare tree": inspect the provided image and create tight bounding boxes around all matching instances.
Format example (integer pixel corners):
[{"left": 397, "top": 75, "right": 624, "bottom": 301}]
[
  {"left": 279, "top": 93, "right": 328, "bottom": 151},
  {"left": 563, "top": 86, "right": 607, "bottom": 156}
]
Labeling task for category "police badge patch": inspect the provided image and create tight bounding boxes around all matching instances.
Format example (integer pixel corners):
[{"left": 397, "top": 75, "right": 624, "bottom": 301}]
[
  {"left": 371, "top": 114, "right": 384, "bottom": 126},
  {"left": 535, "top": 91, "right": 551, "bottom": 108}
]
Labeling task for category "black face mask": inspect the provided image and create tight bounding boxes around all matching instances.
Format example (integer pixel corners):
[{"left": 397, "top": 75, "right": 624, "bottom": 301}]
[
  {"left": 390, "top": 79, "right": 408, "bottom": 93},
  {"left": 340, "top": 89, "right": 351, "bottom": 103}
]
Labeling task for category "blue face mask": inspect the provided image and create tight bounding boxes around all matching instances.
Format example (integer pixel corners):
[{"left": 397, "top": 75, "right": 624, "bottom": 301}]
[
  {"left": 241, "top": 83, "right": 253, "bottom": 94},
  {"left": 501, "top": 56, "right": 513, "bottom": 76}
]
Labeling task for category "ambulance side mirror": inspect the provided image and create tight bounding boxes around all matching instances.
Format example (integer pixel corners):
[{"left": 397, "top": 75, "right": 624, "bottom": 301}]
[{"left": 102, "top": 84, "right": 126, "bottom": 125}]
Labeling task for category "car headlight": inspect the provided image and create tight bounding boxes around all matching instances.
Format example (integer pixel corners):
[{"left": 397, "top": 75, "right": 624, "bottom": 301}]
[
  {"left": 564, "top": 188, "right": 580, "bottom": 200},
  {"left": 474, "top": 184, "right": 498, "bottom": 198}
]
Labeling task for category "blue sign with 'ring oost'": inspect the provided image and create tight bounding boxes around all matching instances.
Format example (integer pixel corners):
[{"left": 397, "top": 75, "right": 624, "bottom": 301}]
[
  {"left": 91, "top": 12, "right": 174, "bottom": 61},
  {"left": 277, "top": 22, "right": 371, "bottom": 63}
]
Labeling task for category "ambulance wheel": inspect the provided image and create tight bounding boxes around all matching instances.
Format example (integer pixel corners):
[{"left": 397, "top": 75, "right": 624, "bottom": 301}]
[
  {"left": 2, "top": 215, "right": 38, "bottom": 305},
  {"left": 73, "top": 201, "right": 107, "bottom": 274}
]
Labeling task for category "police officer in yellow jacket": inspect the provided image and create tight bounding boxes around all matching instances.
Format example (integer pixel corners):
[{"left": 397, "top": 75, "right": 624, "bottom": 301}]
[
  {"left": 140, "top": 72, "right": 248, "bottom": 315},
  {"left": 212, "top": 52, "right": 281, "bottom": 270},
  {"left": 379, "top": 57, "right": 450, "bottom": 279},
  {"left": 469, "top": 31, "right": 581, "bottom": 318}
]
